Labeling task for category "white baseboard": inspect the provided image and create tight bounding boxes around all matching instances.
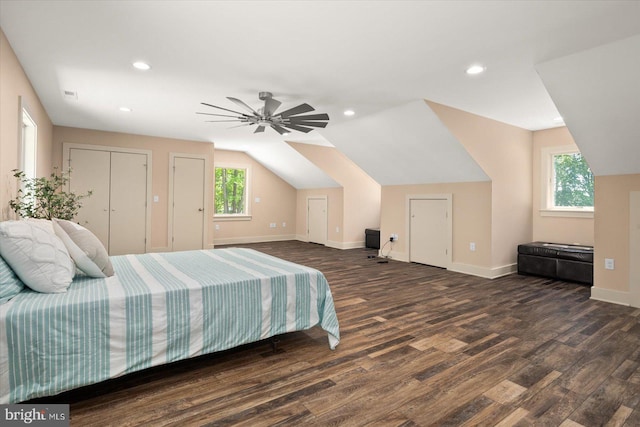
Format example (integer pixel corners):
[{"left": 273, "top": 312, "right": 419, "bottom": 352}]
[
  {"left": 213, "top": 234, "right": 297, "bottom": 246},
  {"left": 327, "top": 240, "right": 365, "bottom": 250},
  {"left": 378, "top": 254, "right": 516, "bottom": 280},
  {"left": 590, "top": 287, "right": 630, "bottom": 306},
  {"left": 383, "top": 249, "right": 409, "bottom": 263},
  {"left": 449, "top": 262, "right": 517, "bottom": 279}
]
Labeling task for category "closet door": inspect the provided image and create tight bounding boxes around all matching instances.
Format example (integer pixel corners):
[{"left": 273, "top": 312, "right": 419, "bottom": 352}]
[
  {"left": 409, "top": 198, "right": 449, "bottom": 268},
  {"left": 69, "top": 148, "right": 111, "bottom": 249},
  {"left": 109, "top": 152, "right": 148, "bottom": 255},
  {"left": 308, "top": 197, "right": 328, "bottom": 245},
  {"left": 172, "top": 156, "right": 205, "bottom": 251}
]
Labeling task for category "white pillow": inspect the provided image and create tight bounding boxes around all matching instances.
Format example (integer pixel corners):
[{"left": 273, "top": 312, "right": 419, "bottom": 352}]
[
  {"left": 0, "top": 220, "right": 74, "bottom": 293},
  {"left": 52, "top": 219, "right": 114, "bottom": 277}
]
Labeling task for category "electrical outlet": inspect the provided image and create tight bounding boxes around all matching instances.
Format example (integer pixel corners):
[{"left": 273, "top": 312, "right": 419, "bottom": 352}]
[
  {"left": 470, "top": 242, "right": 476, "bottom": 251},
  {"left": 215, "top": 224, "right": 220, "bottom": 230},
  {"left": 605, "top": 258, "right": 615, "bottom": 270},
  {"left": 390, "top": 233, "right": 398, "bottom": 242},
  {"left": 269, "top": 223, "right": 276, "bottom": 228},
  {"left": 282, "top": 222, "right": 286, "bottom": 228}
]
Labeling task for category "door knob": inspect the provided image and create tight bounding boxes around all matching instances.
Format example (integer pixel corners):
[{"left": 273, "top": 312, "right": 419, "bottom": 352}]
[{"left": 198, "top": 208, "right": 204, "bottom": 212}]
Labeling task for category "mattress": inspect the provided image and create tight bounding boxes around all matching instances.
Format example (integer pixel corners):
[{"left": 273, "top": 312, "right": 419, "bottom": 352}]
[{"left": 0, "top": 248, "right": 340, "bottom": 403}]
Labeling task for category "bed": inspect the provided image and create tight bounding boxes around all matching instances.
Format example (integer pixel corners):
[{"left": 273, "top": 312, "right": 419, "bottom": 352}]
[{"left": 0, "top": 247, "right": 340, "bottom": 404}]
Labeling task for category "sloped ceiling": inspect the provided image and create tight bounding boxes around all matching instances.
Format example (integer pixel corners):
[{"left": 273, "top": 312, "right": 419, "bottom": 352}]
[
  {"left": 243, "top": 142, "right": 339, "bottom": 190},
  {"left": 320, "top": 100, "right": 489, "bottom": 186},
  {"left": 1, "top": 1, "right": 639, "bottom": 187},
  {"left": 536, "top": 35, "right": 640, "bottom": 176}
]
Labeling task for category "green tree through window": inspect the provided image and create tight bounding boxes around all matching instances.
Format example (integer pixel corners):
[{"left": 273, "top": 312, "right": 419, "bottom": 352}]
[
  {"left": 553, "top": 153, "right": 594, "bottom": 208},
  {"left": 215, "top": 167, "right": 246, "bottom": 214}
]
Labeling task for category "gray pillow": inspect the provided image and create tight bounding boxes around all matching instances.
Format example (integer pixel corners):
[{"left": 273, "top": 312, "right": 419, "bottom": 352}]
[{"left": 52, "top": 219, "right": 114, "bottom": 277}]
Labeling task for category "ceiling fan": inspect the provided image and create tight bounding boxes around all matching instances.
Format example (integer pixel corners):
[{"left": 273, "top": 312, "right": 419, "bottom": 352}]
[{"left": 198, "top": 91, "right": 329, "bottom": 135}]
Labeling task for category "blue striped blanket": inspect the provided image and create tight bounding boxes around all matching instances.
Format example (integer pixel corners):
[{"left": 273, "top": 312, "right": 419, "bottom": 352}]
[{"left": 0, "top": 248, "right": 340, "bottom": 403}]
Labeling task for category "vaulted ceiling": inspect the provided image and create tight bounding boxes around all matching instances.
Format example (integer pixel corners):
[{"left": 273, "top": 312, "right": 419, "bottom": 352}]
[{"left": 1, "top": 1, "right": 639, "bottom": 187}]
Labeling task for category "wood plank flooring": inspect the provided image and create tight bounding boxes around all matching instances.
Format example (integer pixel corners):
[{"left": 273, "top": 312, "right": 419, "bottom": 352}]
[{"left": 31, "top": 241, "right": 640, "bottom": 426}]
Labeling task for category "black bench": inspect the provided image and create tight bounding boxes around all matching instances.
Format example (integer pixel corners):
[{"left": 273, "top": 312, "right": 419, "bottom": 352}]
[{"left": 517, "top": 242, "right": 593, "bottom": 285}]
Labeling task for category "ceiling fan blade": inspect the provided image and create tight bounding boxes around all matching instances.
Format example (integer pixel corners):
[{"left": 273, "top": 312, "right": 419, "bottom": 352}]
[
  {"left": 283, "top": 123, "right": 314, "bottom": 133},
  {"left": 264, "top": 97, "right": 282, "bottom": 117},
  {"left": 254, "top": 125, "right": 266, "bottom": 133},
  {"left": 228, "top": 123, "right": 255, "bottom": 129},
  {"left": 270, "top": 124, "right": 290, "bottom": 135},
  {"left": 274, "top": 103, "right": 315, "bottom": 118},
  {"left": 285, "top": 120, "right": 328, "bottom": 128},
  {"left": 201, "top": 102, "right": 248, "bottom": 116},
  {"left": 205, "top": 119, "right": 246, "bottom": 123},
  {"left": 197, "top": 112, "right": 242, "bottom": 118},
  {"left": 286, "top": 113, "right": 330, "bottom": 122},
  {"left": 227, "top": 97, "right": 259, "bottom": 115}
]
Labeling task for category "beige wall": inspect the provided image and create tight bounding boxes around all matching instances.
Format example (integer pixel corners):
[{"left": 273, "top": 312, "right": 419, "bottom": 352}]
[
  {"left": 0, "top": 29, "right": 53, "bottom": 220},
  {"left": 381, "top": 182, "right": 492, "bottom": 267},
  {"left": 295, "top": 187, "right": 344, "bottom": 244},
  {"left": 288, "top": 142, "right": 381, "bottom": 248},
  {"left": 214, "top": 150, "right": 297, "bottom": 245},
  {"left": 532, "top": 127, "right": 594, "bottom": 245},
  {"left": 593, "top": 174, "right": 640, "bottom": 296},
  {"left": 427, "top": 101, "right": 533, "bottom": 268},
  {"left": 52, "top": 126, "right": 215, "bottom": 250}
]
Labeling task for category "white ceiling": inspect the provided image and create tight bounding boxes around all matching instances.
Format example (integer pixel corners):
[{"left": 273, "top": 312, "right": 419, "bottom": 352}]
[{"left": 1, "top": 1, "right": 639, "bottom": 186}]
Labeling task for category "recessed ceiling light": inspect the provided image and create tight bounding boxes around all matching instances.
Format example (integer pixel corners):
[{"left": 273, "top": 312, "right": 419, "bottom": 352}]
[
  {"left": 119, "top": 107, "right": 132, "bottom": 112},
  {"left": 344, "top": 109, "right": 355, "bottom": 116},
  {"left": 132, "top": 61, "right": 151, "bottom": 71},
  {"left": 465, "top": 64, "right": 486, "bottom": 75}
]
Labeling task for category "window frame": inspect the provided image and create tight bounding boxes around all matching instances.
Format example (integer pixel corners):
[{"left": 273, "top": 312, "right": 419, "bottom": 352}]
[
  {"left": 540, "top": 145, "right": 594, "bottom": 218},
  {"left": 20, "top": 100, "right": 37, "bottom": 182},
  {"left": 213, "top": 163, "right": 251, "bottom": 220}
]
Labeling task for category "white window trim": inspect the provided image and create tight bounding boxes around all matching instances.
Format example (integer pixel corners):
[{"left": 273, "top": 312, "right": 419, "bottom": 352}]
[
  {"left": 19, "top": 97, "right": 37, "bottom": 181},
  {"left": 214, "top": 163, "right": 251, "bottom": 219},
  {"left": 540, "top": 145, "right": 594, "bottom": 219}
]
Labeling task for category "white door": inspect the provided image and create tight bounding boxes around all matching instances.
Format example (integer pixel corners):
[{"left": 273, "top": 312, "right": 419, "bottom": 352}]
[
  {"left": 410, "top": 199, "right": 449, "bottom": 268},
  {"left": 308, "top": 198, "right": 327, "bottom": 245},
  {"left": 109, "top": 152, "right": 148, "bottom": 255},
  {"left": 172, "top": 156, "right": 205, "bottom": 251},
  {"left": 69, "top": 148, "right": 111, "bottom": 249}
]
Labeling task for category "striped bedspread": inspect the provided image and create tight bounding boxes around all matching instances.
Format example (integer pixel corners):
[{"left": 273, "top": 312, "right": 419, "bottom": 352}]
[{"left": 0, "top": 248, "right": 340, "bottom": 404}]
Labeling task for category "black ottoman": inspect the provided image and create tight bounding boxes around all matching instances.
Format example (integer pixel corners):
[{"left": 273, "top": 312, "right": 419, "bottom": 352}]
[{"left": 517, "top": 242, "right": 593, "bottom": 285}]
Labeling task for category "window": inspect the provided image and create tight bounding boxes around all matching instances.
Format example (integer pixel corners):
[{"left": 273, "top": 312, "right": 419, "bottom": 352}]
[
  {"left": 541, "top": 145, "right": 594, "bottom": 217},
  {"left": 21, "top": 106, "right": 37, "bottom": 181},
  {"left": 214, "top": 166, "right": 249, "bottom": 217}
]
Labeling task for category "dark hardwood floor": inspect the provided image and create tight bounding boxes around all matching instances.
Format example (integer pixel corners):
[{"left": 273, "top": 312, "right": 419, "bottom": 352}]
[{"left": 40, "top": 241, "right": 640, "bottom": 426}]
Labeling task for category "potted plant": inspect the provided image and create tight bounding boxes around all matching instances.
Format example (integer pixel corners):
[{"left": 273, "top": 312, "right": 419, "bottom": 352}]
[{"left": 9, "top": 168, "right": 92, "bottom": 220}]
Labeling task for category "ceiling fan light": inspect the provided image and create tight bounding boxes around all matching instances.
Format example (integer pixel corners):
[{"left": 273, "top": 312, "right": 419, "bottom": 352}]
[
  {"left": 133, "top": 61, "right": 151, "bottom": 71},
  {"left": 465, "top": 64, "right": 486, "bottom": 75}
]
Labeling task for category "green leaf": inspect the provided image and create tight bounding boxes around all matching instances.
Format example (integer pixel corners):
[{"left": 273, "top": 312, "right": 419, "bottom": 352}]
[{"left": 9, "top": 167, "right": 92, "bottom": 220}]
